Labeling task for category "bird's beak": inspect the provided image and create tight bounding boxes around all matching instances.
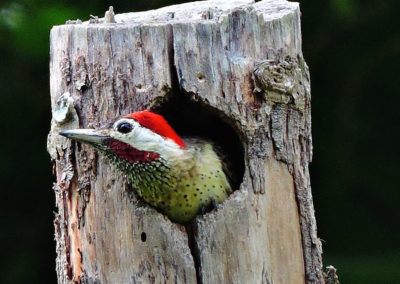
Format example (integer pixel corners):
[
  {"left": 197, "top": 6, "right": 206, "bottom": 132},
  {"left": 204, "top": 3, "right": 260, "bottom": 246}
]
[{"left": 59, "top": 129, "right": 111, "bottom": 145}]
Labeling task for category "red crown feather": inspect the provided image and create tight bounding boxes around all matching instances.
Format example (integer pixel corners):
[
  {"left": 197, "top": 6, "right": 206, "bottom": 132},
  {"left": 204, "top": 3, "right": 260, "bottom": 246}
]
[{"left": 124, "top": 110, "right": 186, "bottom": 148}]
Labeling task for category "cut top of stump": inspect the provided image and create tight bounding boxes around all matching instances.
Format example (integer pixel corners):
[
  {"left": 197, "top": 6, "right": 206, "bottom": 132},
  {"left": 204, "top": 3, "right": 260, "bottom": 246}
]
[{"left": 61, "top": 0, "right": 299, "bottom": 26}]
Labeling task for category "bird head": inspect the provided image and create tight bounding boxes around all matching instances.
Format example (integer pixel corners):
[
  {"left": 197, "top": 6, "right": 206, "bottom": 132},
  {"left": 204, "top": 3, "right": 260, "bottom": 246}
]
[{"left": 60, "top": 110, "right": 186, "bottom": 164}]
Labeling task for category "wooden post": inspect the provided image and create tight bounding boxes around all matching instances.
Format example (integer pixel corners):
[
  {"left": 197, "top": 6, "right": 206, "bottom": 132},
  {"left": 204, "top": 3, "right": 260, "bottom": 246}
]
[{"left": 48, "top": 1, "right": 323, "bottom": 283}]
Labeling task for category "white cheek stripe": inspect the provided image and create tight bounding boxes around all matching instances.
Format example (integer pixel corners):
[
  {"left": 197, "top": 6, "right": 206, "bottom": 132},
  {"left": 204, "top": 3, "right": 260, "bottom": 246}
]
[{"left": 110, "top": 119, "right": 184, "bottom": 162}]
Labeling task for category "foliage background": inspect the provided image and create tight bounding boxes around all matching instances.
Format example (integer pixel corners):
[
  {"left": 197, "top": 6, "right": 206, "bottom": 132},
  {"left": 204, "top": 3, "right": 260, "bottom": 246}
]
[{"left": 0, "top": 0, "right": 399, "bottom": 283}]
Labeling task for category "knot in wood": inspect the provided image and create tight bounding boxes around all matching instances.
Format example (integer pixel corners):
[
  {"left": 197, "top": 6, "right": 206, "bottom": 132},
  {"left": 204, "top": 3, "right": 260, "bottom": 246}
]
[{"left": 253, "top": 57, "right": 297, "bottom": 104}]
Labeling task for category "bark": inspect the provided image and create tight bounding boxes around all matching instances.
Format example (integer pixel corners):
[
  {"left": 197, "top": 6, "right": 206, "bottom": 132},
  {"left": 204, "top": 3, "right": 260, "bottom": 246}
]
[{"left": 48, "top": 1, "right": 323, "bottom": 283}]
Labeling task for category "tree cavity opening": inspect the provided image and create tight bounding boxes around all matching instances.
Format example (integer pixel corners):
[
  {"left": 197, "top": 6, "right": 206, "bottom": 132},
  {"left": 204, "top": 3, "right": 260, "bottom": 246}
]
[{"left": 151, "top": 90, "right": 245, "bottom": 193}]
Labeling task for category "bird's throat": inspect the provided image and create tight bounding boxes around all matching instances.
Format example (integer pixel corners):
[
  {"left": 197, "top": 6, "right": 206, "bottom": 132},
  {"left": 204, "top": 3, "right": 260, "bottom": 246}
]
[{"left": 100, "top": 140, "right": 175, "bottom": 208}]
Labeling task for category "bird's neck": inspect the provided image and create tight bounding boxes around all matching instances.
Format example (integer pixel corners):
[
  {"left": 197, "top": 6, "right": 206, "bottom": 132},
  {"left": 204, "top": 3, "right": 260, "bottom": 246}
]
[{"left": 102, "top": 143, "right": 194, "bottom": 198}]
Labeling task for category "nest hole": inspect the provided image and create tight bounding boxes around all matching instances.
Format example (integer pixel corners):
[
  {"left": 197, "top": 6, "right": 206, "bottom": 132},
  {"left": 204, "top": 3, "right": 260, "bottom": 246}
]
[{"left": 151, "top": 91, "right": 245, "bottom": 192}]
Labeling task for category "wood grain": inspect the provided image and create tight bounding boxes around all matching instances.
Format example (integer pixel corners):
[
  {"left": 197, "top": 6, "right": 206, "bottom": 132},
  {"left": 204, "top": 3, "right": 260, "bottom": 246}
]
[{"left": 48, "top": 1, "right": 323, "bottom": 283}]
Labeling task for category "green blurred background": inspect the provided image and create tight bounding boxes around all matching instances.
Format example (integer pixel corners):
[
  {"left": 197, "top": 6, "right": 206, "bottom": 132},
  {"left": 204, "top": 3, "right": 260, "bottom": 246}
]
[{"left": 0, "top": 0, "right": 399, "bottom": 283}]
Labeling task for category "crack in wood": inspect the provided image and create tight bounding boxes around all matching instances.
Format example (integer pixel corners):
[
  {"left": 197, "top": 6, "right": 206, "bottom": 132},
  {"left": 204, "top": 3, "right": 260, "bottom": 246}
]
[
  {"left": 169, "top": 27, "right": 202, "bottom": 283},
  {"left": 185, "top": 224, "right": 202, "bottom": 284}
]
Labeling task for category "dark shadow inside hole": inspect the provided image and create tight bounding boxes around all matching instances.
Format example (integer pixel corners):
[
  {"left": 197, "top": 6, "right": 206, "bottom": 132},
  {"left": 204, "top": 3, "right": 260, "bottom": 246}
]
[
  {"left": 141, "top": 232, "right": 147, "bottom": 242},
  {"left": 152, "top": 91, "right": 245, "bottom": 192}
]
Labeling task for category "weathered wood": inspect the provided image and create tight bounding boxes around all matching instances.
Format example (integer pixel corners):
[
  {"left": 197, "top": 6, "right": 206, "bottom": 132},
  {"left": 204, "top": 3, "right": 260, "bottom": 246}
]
[{"left": 48, "top": 0, "right": 323, "bottom": 283}]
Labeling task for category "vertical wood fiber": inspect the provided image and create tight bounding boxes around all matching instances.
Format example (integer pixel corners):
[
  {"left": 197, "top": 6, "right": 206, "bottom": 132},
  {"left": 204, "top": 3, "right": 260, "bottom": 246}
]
[{"left": 48, "top": 1, "right": 323, "bottom": 283}]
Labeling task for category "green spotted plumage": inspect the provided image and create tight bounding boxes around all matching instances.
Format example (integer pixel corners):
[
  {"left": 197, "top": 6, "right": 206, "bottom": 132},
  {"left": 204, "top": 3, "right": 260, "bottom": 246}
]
[{"left": 105, "top": 138, "right": 231, "bottom": 223}]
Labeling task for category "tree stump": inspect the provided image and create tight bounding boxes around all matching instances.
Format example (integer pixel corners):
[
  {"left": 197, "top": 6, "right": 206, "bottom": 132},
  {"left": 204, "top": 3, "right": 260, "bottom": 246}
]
[{"left": 47, "top": 0, "right": 323, "bottom": 283}]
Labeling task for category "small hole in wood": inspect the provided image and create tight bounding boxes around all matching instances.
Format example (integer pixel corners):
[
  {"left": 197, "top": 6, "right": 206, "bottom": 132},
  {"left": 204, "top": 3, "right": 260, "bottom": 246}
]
[{"left": 141, "top": 232, "right": 147, "bottom": 242}]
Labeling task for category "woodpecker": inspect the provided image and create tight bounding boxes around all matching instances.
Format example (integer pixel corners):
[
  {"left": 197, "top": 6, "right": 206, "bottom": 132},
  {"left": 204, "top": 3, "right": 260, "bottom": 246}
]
[{"left": 60, "top": 110, "right": 232, "bottom": 223}]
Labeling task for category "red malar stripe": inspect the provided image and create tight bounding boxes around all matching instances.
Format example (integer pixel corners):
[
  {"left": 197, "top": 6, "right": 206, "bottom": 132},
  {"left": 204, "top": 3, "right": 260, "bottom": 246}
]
[{"left": 107, "top": 139, "right": 159, "bottom": 163}]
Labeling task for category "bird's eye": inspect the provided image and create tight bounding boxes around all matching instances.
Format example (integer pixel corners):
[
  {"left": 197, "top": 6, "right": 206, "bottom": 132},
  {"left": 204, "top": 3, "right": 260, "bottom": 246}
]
[{"left": 117, "top": 122, "right": 133, "bottom": 134}]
